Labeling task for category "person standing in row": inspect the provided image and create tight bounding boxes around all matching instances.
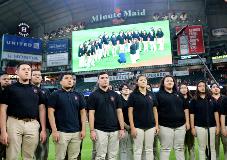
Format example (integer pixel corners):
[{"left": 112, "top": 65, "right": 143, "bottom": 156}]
[
  {"left": 220, "top": 85, "right": 227, "bottom": 159},
  {"left": 48, "top": 73, "right": 86, "bottom": 159},
  {"left": 156, "top": 75, "right": 189, "bottom": 160},
  {"left": 210, "top": 83, "right": 227, "bottom": 159},
  {"left": 0, "top": 72, "right": 11, "bottom": 160},
  {"left": 0, "top": 63, "right": 47, "bottom": 160},
  {"left": 190, "top": 81, "right": 220, "bottom": 160},
  {"left": 119, "top": 84, "right": 133, "bottom": 160},
  {"left": 128, "top": 75, "right": 159, "bottom": 160},
  {"left": 179, "top": 83, "right": 195, "bottom": 160},
  {"left": 88, "top": 72, "right": 125, "bottom": 160},
  {"left": 31, "top": 70, "right": 51, "bottom": 160}
]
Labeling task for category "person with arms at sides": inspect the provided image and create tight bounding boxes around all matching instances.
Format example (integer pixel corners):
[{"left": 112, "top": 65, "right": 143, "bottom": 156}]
[
  {"left": 130, "top": 39, "right": 138, "bottom": 64},
  {"left": 119, "top": 84, "right": 133, "bottom": 160},
  {"left": 148, "top": 30, "right": 157, "bottom": 53},
  {"left": 179, "top": 83, "right": 195, "bottom": 160},
  {"left": 210, "top": 83, "right": 227, "bottom": 159},
  {"left": 156, "top": 75, "right": 190, "bottom": 160},
  {"left": 0, "top": 72, "right": 11, "bottom": 160},
  {"left": 220, "top": 85, "right": 227, "bottom": 159},
  {"left": 156, "top": 28, "right": 164, "bottom": 51},
  {"left": 0, "top": 63, "right": 46, "bottom": 160},
  {"left": 140, "top": 30, "right": 149, "bottom": 52},
  {"left": 110, "top": 33, "right": 117, "bottom": 57},
  {"left": 78, "top": 44, "right": 85, "bottom": 68},
  {"left": 48, "top": 73, "right": 86, "bottom": 160},
  {"left": 31, "top": 70, "right": 51, "bottom": 160},
  {"left": 88, "top": 72, "right": 125, "bottom": 160},
  {"left": 190, "top": 81, "right": 220, "bottom": 160},
  {"left": 128, "top": 75, "right": 159, "bottom": 160},
  {"left": 146, "top": 83, "right": 159, "bottom": 160},
  {"left": 117, "top": 31, "right": 126, "bottom": 53}
]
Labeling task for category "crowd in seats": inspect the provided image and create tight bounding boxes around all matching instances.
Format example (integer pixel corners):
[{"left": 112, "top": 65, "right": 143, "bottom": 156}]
[{"left": 42, "top": 22, "right": 85, "bottom": 40}]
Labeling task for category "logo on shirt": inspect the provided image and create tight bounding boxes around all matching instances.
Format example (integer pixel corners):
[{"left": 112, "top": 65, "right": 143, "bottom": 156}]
[
  {"left": 148, "top": 95, "right": 153, "bottom": 100},
  {"left": 41, "top": 90, "right": 45, "bottom": 94},
  {"left": 33, "top": 88, "right": 38, "bottom": 93},
  {"left": 75, "top": 96, "right": 78, "bottom": 101},
  {"left": 110, "top": 96, "right": 115, "bottom": 102}
]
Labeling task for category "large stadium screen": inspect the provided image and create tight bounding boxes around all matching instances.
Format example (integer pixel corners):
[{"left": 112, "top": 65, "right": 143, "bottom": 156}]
[{"left": 72, "top": 20, "right": 172, "bottom": 72}]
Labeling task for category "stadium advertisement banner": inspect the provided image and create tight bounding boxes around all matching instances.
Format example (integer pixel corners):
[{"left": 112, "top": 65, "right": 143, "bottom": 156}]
[
  {"left": 144, "top": 72, "right": 170, "bottom": 78},
  {"left": 2, "top": 34, "right": 42, "bottom": 54},
  {"left": 178, "top": 58, "right": 206, "bottom": 65},
  {"left": 72, "top": 20, "right": 172, "bottom": 73},
  {"left": 46, "top": 53, "right": 68, "bottom": 67},
  {"left": 173, "top": 70, "right": 189, "bottom": 76},
  {"left": 1, "top": 51, "right": 42, "bottom": 62},
  {"left": 46, "top": 39, "right": 68, "bottom": 53},
  {"left": 176, "top": 25, "right": 205, "bottom": 55},
  {"left": 212, "top": 28, "right": 227, "bottom": 37},
  {"left": 212, "top": 55, "right": 227, "bottom": 63}
]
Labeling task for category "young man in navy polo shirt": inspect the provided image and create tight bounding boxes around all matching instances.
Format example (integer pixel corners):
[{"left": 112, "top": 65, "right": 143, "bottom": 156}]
[
  {"left": 31, "top": 70, "right": 51, "bottom": 160},
  {"left": 0, "top": 72, "right": 11, "bottom": 160},
  {"left": 88, "top": 72, "right": 125, "bottom": 160},
  {"left": 0, "top": 63, "right": 46, "bottom": 160},
  {"left": 48, "top": 73, "right": 86, "bottom": 159}
]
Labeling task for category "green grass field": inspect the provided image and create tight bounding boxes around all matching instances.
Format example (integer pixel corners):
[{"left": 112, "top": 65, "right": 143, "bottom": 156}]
[
  {"left": 47, "top": 124, "right": 225, "bottom": 160},
  {"left": 72, "top": 20, "right": 172, "bottom": 73}
]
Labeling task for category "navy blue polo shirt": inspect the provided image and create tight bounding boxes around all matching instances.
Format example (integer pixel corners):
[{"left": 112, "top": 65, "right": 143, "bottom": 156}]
[
  {"left": 117, "top": 35, "right": 125, "bottom": 44},
  {"left": 218, "top": 96, "right": 227, "bottom": 124},
  {"left": 130, "top": 43, "right": 137, "bottom": 54},
  {"left": 120, "top": 95, "right": 129, "bottom": 125},
  {"left": 132, "top": 33, "right": 140, "bottom": 41},
  {"left": 48, "top": 89, "right": 86, "bottom": 133},
  {"left": 141, "top": 33, "right": 148, "bottom": 41},
  {"left": 78, "top": 47, "right": 85, "bottom": 57},
  {"left": 128, "top": 90, "right": 157, "bottom": 129},
  {"left": 40, "top": 87, "right": 51, "bottom": 129},
  {"left": 148, "top": 33, "right": 155, "bottom": 41},
  {"left": 190, "top": 97, "right": 218, "bottom": 128},
  {"left": 0, "top": 82, "right": 44, "bottom": 119},
  {"left": 156, "top": 90, "right": 186, "bottom": 128},
  {"left": 88, "top": 88, "right": 122, "bottom": 132},
  {"left": 156, "top": 31, "right": 164, "bottom": 38},
  {"left": 111, "top": 36, "right": 117, "bottom": 46}
]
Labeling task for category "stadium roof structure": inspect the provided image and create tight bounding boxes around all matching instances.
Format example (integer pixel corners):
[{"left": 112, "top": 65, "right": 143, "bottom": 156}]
[{"left": 0, "top": 0, "right": 226, "bottom": 36}]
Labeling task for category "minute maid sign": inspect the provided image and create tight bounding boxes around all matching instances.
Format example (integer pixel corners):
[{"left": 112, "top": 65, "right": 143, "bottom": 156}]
[{"left": 91, "top": 8, "right": 146, "bottom": 23}]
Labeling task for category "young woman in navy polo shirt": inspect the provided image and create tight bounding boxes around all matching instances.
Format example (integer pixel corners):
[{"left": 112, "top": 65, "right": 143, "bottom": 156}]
[
  {"left": 128, "top": 75, "right": 159, "bottom": 160},
  {"left": 179, "top": 83, "right": 194, "bottom": 160},
  {"left": 156, "top": 75, "right": 189, "bottom": 160},
  {"left": 190, "top": 81, "right": 220, "bottom": 160}
]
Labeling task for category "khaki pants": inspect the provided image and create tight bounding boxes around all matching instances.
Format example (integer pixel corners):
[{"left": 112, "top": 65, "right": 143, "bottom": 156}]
[
  {"left": 195, "top": 126, "right": 216, "bottom": 160},
  {"left": 6, "top": 116, "right": 40, "bottom": 160},
  {"left": 159, "top": 125, "right": 186, "bottom": 160},
  {"left": 119, "top": 130, "right": 133, "bottom": 160},
  {"left": 55, "top": 132, "right": 81, "bottom": 160},
  {"left": 95, "top": 129, "right": 119, "bottom": 160},
  {"left": 133, "top": 128, "right": 155, "bottom": 160}
]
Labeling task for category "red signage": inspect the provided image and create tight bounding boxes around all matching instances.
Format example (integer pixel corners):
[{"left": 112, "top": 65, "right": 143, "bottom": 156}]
[{"left": 176, "top": 25, "right": 205, "bottom": 55}]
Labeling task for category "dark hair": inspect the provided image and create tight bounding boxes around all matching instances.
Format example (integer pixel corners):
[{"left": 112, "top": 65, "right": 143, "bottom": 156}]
[
  {"left": 16, "top": 62, "right": 31, "bottom": 69},
  {"left": 31, "top": 69, "right": 41, "bottom": 74},
  {"left": 59, "top": 72, "right": 73, "bottom": 81},
  {"left": 159, "top": 75, "right": 177, "bottom": 92},
  {"left": 119, "top": 83, "right": 129, "bottom": 91},
  {"left": 179, "top": 83, "right": 192, "bottom": 99},
  {"left": 0, "top": 71, "right": 8, "bottom": 77},
  {"left": 210, "top": 82, "right": 220, "bottom": 89},
  {"left": 97, "top": 72, "right": 108, "bottom": 79},
  {"left": 194, "top": 80, "right": 211, "bottom": 100},
  {"left": 134, "top": 74, "right": 147, "bottom": 92}
]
